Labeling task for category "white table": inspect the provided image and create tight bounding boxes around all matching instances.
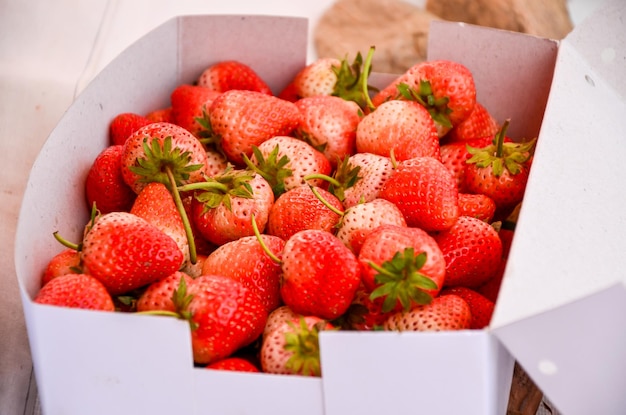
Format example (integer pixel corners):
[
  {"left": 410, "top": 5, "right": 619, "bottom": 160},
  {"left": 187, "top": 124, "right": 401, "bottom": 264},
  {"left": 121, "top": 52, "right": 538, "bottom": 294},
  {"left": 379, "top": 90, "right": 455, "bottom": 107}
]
[{"left": 0, "top": 1, "right": 596, "bottom": 413}]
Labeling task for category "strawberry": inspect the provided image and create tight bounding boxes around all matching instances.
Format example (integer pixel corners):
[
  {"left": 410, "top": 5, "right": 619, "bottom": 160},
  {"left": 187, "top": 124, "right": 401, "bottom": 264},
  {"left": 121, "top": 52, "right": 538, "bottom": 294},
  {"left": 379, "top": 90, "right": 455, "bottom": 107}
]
[
  {"left": 121, "top": 122, "right": 208, "bottom": 194},
  {"left": 445, "top": 102, "right": 499, "bottom": 142},
  {"left": 186, "top": 274, "right": 268, "bottom": 364},
  {"left": 266, "top": 184, "right": 344, "bottom": 241},
  {"left": 81, "top": 211, "right": 184, "bottom": 295},
  {"left": 85, "top": 144, "right": 136, "bottom": 214},
  {"left": 334, "top": 198, "right": 407, "bottom": 255},
  {"left": 188, "top": 169, "right": 274, "bottom": 246},
  {"left": 206, "top": 357, "right": 260, "bottom": 372},
  {"left": 372, "top": 59, "right": 477, "bottom": 136},
  {"left": 136, "top": 271, "right": 194, "bottom": 313},
  {"left": 475, "top": 257, "right": 507, "bottom": 303},
  {"left": 41, "top": 248, "right": 82, "bottom": 286},
  {"left": 380, "top": 156, "right": 459, "bottom": 232},
  {"left": 260, "top": 316, "right": 333, "bottom": 376},
  {"left": 439, "top": 136, "right": 494, "bottom": 192},
  {"left": 339, "top": 153, "right": 394, "bottom": 208},
  {"left": 457, "top": 193, "right": 496, "bottom": 223},
  {"left": 263, "top": 305, "right": 302, "bottom": 339},
  {"left": 441, "top": 286, "right": 495, "bottom": 329},
  {"left": 202, "top": 234, "right": 285, "bottom": 314},
  {"left": 281, "top": 48, "right": 375, "bottom": 110},
  {"left": 130, "top": 182, "right": 189, "bottom": 263},
  {"left": 247, "top": 135, "right": 332, "bottom": 196},
  {"left": 170, "top": 84, "right": 221, "bottom": 138},
  {"left": 197, "top": 60, "right": 272, "bottom": 95},
  {"left": 145, "top": 107, "right": 173, "bottom": 123},
  {"left": 34, "top": 273, "right": 115, "bottom": 311},
  {"left": 294, "top": 95, "right": 362, "bottom": 167},
  {"left": 355, "top": 99, "right": 440, "bottom": 162},
  {"left": 280, "top": 229, "right": 361, "bottom": 320},
  {"left": 208, "top": 90, "right": 300, "bottom": 166},
  {"left": 383, "top": 293, "right": 472, "bottom": 331},
  {"left": 433, "top": 215, "right": 503, "bottom": 288},
  {"left": 109, "top": 112, "right": 152, "bottom": 146},
  {"left": 358, "top": 224, "right": 446, "bottom": 312},
  {"left": 464, "top": 120, "right": 536, "bottom": 217}
]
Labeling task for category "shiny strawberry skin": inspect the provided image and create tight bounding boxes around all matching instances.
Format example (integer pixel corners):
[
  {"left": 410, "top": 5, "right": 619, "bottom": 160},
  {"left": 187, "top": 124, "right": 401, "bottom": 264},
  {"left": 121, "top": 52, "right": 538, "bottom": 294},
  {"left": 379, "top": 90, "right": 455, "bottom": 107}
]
[
  {"left": 445, "top": 102, "right": 499, "bottom": 142},
  {"left": 441, "top": 286, "right": 495, "bottom": 329},
  {"left": 41, "top": 248, "right": 82, "bottom": 286},
  {"left": 109, "top": 112, "right": 152, "bottom": 146},
  {"left": 170, "top": 84, "right": 221, "bottom": 137},
  {"left": 136, "top": 271, "right": 194, "bottom": 313},
  {"left": 197, "top": 60, "right": 272, "bottom": 95},
  {"left": 206, "top": 357, "right": 260, "bottom": 372},
  {"left": 34, "top": 273, "right": 115, "bottom": 311},
  {"left": 81, "top": 212, "right": 184, "bottom": 295},
  {"left": 85, "top": 144, "right": 136, "bottom": 214},
  {"left": 383, "top": 293, "right": 471, "bottom": 331}
]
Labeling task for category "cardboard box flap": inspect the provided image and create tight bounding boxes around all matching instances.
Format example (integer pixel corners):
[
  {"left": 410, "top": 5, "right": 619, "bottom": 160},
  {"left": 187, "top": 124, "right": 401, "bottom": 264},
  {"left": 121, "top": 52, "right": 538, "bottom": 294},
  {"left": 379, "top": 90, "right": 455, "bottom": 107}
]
[{"left": 491, "top": 0, "right": 626, "bottom": 328}]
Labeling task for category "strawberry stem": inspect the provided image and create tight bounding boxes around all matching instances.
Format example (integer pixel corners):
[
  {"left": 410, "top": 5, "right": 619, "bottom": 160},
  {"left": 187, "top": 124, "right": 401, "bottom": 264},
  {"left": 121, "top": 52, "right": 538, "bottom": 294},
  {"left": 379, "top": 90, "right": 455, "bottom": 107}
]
[
  {"left": 251, "top": 213, "right": 282, "bottom": 264},
  {"left": 495, "top": 119, "right": 510, "bottom": 158},
  {"left": 165, "top": 166, "right": 197, "bottom": 264},
  {"left": 52, "top": 231, "right": 81, "bottom": 251},
  {"left": 360, "top": 46, "right": 376, "bottom": 112},
  {"left": 308, "top": 185, "right": 344, "bottom": 217}
]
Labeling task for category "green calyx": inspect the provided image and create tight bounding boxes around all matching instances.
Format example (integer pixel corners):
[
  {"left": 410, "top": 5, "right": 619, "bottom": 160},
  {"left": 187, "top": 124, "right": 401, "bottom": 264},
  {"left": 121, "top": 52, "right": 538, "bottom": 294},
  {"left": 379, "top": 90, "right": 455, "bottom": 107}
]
[
  {"left": 304, "top": 156, "right": 362, "bottom": 202},
  {"left": 332, "top": 46, "right": 377, "bottom": 112},
  {"left": 129, "top": 136, "right": 203, "bottom": 187},
  {"left": 369, "top": 248, "right": 438, "bottom": 313},
  {"left": 136, "top": 277, "right": 198, "bottom": 330},
  {"left": 243, "top": 145, "right": 292, "bottom": 198},
  {"left": 284, "top": 317, "right": 326, "bottom": 377},
  {"left": 396, "top": 81, "right": 453, "bottom": 129},
  {"left": 180, "top": 167, "right": 254, "bottom": 212},
  {"left": 466, "top": 119, "right": 537, "bottom": 177}
]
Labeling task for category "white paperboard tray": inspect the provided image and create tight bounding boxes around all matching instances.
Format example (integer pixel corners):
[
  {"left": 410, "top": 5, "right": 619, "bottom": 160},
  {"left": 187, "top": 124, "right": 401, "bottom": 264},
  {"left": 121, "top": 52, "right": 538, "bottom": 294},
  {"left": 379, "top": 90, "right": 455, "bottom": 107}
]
[{"left": 14, "top": 1, "right": 626, "bottom": 413}]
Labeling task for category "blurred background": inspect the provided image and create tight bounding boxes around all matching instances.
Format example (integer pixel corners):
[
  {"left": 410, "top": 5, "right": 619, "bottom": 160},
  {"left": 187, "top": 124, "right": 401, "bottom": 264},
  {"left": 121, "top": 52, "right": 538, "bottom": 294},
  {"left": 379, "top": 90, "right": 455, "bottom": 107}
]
[{"left": 0, "top": 1, "right": 600, "bottom": 414}]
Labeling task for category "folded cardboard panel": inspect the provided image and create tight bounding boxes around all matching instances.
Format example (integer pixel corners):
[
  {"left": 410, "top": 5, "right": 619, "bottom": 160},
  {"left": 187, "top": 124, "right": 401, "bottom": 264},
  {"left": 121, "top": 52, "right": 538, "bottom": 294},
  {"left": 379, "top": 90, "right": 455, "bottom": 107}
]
[{"left": 491, "top": 0, "right": 626, "bottom": 412}]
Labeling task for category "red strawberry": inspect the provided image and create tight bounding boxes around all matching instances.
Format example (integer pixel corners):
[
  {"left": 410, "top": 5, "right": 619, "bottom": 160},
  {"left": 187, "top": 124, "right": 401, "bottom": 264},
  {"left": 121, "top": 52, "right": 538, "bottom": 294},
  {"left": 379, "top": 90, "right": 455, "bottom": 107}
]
[
  {"left": 439, "top": 136, "right": 493, "bottom": 192},
  {"left": 202, "top": 235, "right": 285, "bottom": 314},
  {"left": 380, "top": 156, "right": 459, "bottom": 232},
  {"left": 81, "top": 211, "right": 184, "bottom": 295},
  {"left": 372, "top": 59, "right": 477, "bottom": 136},
  {"left": 282, "top": 49, "right": 375, "bottom": 110},
  {"left": 170, "top": 84, "right": 221, "bottom": 138},
  {"left": 197, "top": 60, "right": 272, "bottom": 95},
  {"left": 247, "top": 135, "right": 332, "bottom": 196},
  {"left": 34, "top": 273, "right": 115, "bottom": 311},
  {"left": 358, "top": 224, "right": 446, "bottom": 312},
  {"left": 260, "top": 316, "right": 333, "bottom": 376},
  {"left": 355, "top": 99, "right": 440, "bottom": 162},
  {"left": 187, "top": 274, "right": 268, "bottom": 364},
  {"left": 476, "top": 257, "right": 507, "bottom": 303},
  {"left": 121, "top": 122, "right": 208, "bottom": 194},
  {"left": 464, "top": 120, "right": 536, "bottom": 216},
  {"left": 433, "top": 215, "right": 503, "bottom": 288},
  {"left": 136, "top": 271, "right": 194, "bottom": 313},
  {"left": 266, "top": 184, "right": 344, "bottom": 241},
  {"left": 130, "top": 182, "right": 188, "bottom": 263},
  {"left": 208, "top": 90, "right": 300, "bottom": 166},
  {"left": 206, "top": 357, "right": 260, "bottom": 372},
  {"left": 85, "top": 144, "right": 136, "bottom": 214},
  {"left": 41, "top": 248, "right": 82, "bottom": 286},
  {"left": 445, "top": 102, "right": 499, "bottom": 142},
  {"left": 441, "top": 286, "right": 495, "bottom": 329},
  {"left": 109, "top": 112, "right": 152, "bottom": 146},
  {"left": 145, "top": 107, "right": 173, "bottom": 123},
  {"left": 340, "top": 153, "right": 394, "bottom": 208},
  {"left": 294, "top": 95, "right": 362, "bottom": 166},
  {"left": 280, "top": 229, "right": 361, "bottom": 320},
  {"left": 383, "top": 293, "right": 472, "bottom": 331},
  {"left": 189, "top": 169, "right": 274, "bottom": 246},
  {"left": 334, "top": 198, "right": 407, "bottom": 255},
  {"left": 457, "top": 193, "right": 496, "bottom": 223}
]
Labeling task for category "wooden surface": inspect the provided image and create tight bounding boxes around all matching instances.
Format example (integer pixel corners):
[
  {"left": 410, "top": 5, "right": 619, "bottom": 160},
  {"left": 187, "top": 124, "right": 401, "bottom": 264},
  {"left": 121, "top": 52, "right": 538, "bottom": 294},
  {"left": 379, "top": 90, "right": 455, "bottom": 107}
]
[{"left": 0, "top": 1, "right": 593, "bottom": 414}]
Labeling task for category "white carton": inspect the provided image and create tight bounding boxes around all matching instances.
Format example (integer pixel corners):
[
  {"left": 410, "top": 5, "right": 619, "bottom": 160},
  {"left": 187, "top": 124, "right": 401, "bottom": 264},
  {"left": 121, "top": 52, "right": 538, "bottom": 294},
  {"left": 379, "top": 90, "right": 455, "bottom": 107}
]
[{"left": 14, "top": 2, "right": 624, "bottom": 414}]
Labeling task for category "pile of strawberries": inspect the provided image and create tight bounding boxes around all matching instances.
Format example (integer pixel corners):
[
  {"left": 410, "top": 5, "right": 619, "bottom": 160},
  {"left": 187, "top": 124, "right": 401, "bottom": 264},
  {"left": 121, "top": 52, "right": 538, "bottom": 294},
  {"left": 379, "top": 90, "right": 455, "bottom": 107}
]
[{"left": 35, "top": 50, "right": 535, "bottom": 376}]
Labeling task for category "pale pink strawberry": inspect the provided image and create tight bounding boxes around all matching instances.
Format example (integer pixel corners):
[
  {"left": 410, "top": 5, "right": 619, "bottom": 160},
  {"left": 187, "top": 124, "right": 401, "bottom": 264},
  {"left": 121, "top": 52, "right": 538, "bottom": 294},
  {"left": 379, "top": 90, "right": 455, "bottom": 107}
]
[
  {"left": 294, "top": 95, "right": 362, "bottom": 166},
  {"left": 197, "top": 60, "right": 272, "bottom": 95},
  {"left": 263, "top": 305, "right": 302, "bottom": 339},
  {"left": 260, "top": 316, "right": 333, "bottom": 376},
  {"left": 356, "top": 100, "right": 440, "bottom": 162},
  {"left": 248, "top": 135, "right": 332, "bottom": 195},
  {"left": 341, "top": 153, "right": 394, "bottom": 208},
  {"left": 335, "top": 198, "right": 407, "bottom": 255},
  {"left": 383, "top": 294, "right": 472, "bottom": 331}
]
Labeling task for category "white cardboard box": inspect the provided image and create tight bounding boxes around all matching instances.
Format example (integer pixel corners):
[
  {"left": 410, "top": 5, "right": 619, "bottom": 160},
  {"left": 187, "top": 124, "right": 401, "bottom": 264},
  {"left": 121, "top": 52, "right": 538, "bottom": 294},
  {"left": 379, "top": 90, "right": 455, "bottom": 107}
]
[{"left": 14, "top": 1, "right": 625, "bottom": 414}]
